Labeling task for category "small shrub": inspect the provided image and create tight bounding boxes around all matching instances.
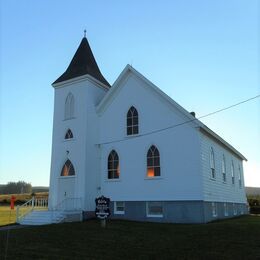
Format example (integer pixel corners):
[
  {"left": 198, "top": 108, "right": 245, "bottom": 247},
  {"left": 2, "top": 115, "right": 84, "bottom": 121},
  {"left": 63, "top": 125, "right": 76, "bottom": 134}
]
[{"left": 250, "top": 206, "right": 260, "bottom": 214}]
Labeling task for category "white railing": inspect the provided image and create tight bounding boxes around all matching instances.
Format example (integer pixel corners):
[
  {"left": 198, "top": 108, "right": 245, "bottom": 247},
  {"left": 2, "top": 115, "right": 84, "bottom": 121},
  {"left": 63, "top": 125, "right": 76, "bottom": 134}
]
[
  {"left": 55, "top": 197, "right": 82, "bottom": 211},
  {"left": 16, "top": 197, "right": 48, "bottom": 223}
]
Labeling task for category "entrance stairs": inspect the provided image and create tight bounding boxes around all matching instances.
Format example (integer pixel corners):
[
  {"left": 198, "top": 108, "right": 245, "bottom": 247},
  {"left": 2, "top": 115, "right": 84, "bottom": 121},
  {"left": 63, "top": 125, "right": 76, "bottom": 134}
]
[
  {"left": 18, "top": 210, "right": 65, "bottom": 226},
  {"left": 17, "top": 197, "right": 83, "bottom": 226}
]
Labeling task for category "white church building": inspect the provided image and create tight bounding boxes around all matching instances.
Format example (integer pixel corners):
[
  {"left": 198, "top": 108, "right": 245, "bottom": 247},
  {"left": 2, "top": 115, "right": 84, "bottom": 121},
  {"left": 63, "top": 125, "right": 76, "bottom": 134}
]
[{"left": 48, "top": 36, "right": 248, "bottom": 223}]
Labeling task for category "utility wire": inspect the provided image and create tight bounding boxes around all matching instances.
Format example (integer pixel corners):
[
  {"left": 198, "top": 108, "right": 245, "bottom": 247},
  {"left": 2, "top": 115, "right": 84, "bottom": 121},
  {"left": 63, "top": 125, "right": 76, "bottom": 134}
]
[{"left": 97, "top": 94, "right": 260, "bottom": 146}]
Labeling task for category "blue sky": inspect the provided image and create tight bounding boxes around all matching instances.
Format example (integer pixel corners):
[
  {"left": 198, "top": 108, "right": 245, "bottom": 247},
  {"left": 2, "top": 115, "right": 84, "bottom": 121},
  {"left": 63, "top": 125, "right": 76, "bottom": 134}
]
[{"left": 0, "top": 0, "right": 259, "bottom": 187}]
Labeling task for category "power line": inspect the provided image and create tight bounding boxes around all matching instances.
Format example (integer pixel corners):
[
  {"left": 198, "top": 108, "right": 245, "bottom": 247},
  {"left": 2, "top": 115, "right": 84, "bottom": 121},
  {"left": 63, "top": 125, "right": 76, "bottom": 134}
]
[{"left": 97, "top": 94, "right": 260, "bottom": 146}]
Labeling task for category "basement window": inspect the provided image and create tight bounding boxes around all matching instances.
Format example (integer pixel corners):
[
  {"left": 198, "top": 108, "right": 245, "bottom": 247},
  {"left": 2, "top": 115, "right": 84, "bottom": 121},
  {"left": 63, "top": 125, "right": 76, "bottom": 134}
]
[
  {"left": 146, "top": 202, "right": 163, "bottom": 217},
  {"left": 114, "top": 201, "right": 125, "bottom": 214},
  {"left": 212, "top": 202, "right": 217, "bottom": 217},
  {"left": 224, "top": 202, "right": 228, "bottom": 216}
]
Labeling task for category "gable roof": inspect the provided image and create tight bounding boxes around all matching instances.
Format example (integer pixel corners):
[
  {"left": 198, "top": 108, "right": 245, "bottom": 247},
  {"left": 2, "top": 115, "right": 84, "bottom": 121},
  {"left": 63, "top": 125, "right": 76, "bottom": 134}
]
[
  {"left": 53, "top": 37, "right": 110, "bottom": 87},
  {"left": 97, "top": 64, "right": 247, "bottom": 161}
]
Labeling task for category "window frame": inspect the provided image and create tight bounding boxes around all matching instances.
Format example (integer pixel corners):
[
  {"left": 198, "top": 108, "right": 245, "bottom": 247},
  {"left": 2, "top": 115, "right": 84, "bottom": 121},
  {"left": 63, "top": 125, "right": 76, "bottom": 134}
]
[
  {"left": 146, "top": 145, "right": 161, "bottom": 178},
  {"left": 210, "top": 147, "right": 216, "bottom": 179},
  {"left": 222, "top": 155, "right": 227, "bottom": 183},
  {"left": 60, "top": 159, "right": 75, "bottom": 177},
  {"left": 126, "top": 106, "right": 139, "bottom": 136},
  {"left": 146, "top": 201, "right": 163, "bottom": 218},
  {"left": 238, "top": 166, "right": 242, "bottom": 188},
  {"left": 114, "top": 201, "right": 125, "bottom": 215},
  {"left": 212, "top": 202, "right": 217, "bottom": 217},
  {"left": 64, "top": 93, "right": 75, "bottom": 120},
  {"left": 107, "top": 150, "right": 120, "bottom": 180},
  {"left": 224, "top": 202, "right": 228, "bottom": 216},
  {"left": 65, "top": 129, "right": 74, "bottom": 140},
  {"left": 233, "top": 203, "right": 237, "bottom": 215},
  {"left": 231, "top": 161, "right": 235, "bottom": 185}
]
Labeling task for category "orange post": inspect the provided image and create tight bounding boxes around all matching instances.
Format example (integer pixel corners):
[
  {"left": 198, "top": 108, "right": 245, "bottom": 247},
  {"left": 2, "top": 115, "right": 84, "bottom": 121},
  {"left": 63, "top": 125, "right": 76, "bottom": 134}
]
[{"left": 10, "top": 195, "right": 16, "bottom": 210}]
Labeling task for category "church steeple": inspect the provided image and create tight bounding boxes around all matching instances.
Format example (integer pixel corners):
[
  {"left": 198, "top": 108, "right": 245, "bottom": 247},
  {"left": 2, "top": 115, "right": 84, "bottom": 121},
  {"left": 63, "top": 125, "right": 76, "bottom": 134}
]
[{"left": 53, "top": 36, "right": 110, "bottom": 87}]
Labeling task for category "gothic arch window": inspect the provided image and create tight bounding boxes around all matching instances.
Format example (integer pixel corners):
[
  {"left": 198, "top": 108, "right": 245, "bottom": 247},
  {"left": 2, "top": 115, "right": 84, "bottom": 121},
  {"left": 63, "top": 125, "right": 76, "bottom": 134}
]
[
  {"left": 238, "top": 166, "right": 242, "bottom": 188},
  {"left": 147, "top": 145, "right": 160, "bottom": 177},
  {"left": 222, "top": 155, "right": 226, "bottom": 182},
  {"left": 65, "top": 93, "right": 75, "bottom": 119},
  {"left": 127, "top": 106, "right": 138, "bottom": 135},
  {"left": 65, "top": 129, "right": 73, "bottom": 139},
  {"left": 231, "top": 161, "right": 235, "bottom": 184},
  {"left": 108, "top": 150, "right": 120, "bottom": 179},
  {"left": 61, "top": 159, "right": 75, "bottom": 176},
  {"left": 210, "top": 147, "right": 215, "bottom": 179}
]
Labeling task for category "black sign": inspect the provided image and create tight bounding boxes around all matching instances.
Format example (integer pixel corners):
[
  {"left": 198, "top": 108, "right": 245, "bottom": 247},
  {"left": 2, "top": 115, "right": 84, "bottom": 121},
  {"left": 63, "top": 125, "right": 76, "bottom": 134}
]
[{"left": 95, "top": 195, "right": 110, "bottom": 219}]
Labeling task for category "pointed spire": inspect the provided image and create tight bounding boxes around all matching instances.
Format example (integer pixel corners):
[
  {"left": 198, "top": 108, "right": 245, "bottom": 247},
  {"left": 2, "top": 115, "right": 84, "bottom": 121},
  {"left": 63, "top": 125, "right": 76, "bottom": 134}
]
[{"left": 53, "top": 37, "right": 110, "bottom": 86}]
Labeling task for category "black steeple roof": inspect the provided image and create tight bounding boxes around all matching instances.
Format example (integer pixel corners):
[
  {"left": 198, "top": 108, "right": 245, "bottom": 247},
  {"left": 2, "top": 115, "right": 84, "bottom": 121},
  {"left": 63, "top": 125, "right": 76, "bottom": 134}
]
[{"left": 53, "top": 37, "right": 110, "bottom": 86}]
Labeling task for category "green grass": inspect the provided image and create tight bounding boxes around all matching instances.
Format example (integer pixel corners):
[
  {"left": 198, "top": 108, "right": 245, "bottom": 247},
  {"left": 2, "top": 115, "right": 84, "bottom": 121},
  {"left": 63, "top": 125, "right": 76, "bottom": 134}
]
[
  {"left": 0, "top": 216, "right": 260, "bottom": 259},
  {"left": 0, "top": 206, "right": 18, "bottom": 226}
]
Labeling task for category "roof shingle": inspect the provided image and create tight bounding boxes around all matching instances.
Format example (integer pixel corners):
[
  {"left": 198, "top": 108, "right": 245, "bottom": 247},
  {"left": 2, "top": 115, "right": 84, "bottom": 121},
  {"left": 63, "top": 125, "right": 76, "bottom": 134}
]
[{"left": 53, "top": 37, "right": 110, "bottom": 86}]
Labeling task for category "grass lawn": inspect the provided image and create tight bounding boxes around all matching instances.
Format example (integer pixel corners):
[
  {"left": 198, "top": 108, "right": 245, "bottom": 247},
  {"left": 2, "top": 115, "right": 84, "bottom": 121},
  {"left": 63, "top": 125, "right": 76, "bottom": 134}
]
[
  {"left": 0, "top": 206, "right": 17, "bottom": 226},
  {"left": 0, "top": 216, "right": 259, "bottom": 259}
]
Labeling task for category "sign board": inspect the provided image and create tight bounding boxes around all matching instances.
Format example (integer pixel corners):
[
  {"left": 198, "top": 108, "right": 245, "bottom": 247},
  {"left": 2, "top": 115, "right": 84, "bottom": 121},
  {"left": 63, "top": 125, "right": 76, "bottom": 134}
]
[{"left": 95, "top": 195, "right": 110, "bottom": 219}]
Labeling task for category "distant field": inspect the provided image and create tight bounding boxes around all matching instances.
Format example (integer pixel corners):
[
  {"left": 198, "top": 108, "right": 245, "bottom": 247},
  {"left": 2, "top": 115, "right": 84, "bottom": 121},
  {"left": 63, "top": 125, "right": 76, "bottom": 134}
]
[
  {"left": 0, "top": 192, "right": 48, "bottom": 204},
  {"left": 0, "top": 216, "right": 259, "bottom": 259}
]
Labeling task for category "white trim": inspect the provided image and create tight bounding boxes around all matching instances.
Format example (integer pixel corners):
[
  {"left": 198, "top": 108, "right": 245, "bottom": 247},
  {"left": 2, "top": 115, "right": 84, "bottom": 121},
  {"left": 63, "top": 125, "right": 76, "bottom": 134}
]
[
  {"left": 52, "top": 73, "right": 110, "bottom": 90},
  {"left": 114, "top": 201, "right": 125, "bottom": 215},
  {"left": 58, "top": 175, "right": 76, "bottom": 179},
  {"left": 144, "top": 177, "right": 163, "bottom": 181}
]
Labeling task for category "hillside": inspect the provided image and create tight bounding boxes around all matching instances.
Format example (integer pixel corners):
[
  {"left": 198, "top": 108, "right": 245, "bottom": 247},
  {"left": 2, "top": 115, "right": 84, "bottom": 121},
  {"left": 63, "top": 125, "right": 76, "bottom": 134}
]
[{"left": 246, "top": 187, "right": 260, "bottom": 196}]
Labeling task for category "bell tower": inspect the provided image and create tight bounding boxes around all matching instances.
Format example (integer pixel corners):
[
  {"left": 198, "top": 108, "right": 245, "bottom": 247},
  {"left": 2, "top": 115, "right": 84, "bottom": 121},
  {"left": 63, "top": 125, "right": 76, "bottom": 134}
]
[{"left": 48, "top": 35, "right": 110, "bottom": 212}]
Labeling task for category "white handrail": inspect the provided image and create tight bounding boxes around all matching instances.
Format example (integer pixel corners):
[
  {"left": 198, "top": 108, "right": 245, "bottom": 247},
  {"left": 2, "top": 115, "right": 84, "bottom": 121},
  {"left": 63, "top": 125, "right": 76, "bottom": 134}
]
[{"left": 16, "top": 197, "right": 49, "bottom": 223}]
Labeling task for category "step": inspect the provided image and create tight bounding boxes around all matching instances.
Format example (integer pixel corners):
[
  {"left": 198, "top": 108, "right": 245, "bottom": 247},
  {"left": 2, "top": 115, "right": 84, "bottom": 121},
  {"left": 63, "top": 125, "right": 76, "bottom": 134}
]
[{"left": 18, "top": 210, "right": 82, "bottom": 225}]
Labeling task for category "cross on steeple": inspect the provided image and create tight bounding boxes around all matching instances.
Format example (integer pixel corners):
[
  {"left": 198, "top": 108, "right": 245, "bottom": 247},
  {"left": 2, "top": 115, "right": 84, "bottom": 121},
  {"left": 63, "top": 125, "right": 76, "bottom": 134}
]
[{"left": 84, "top": 29, "right": 86, "bottom": 38}]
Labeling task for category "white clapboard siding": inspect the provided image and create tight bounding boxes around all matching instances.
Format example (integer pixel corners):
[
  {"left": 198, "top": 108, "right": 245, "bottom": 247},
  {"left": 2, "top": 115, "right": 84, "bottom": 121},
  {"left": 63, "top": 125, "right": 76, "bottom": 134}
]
[{"left": 200, "top": 132, "right": 247, "bottom": 203}]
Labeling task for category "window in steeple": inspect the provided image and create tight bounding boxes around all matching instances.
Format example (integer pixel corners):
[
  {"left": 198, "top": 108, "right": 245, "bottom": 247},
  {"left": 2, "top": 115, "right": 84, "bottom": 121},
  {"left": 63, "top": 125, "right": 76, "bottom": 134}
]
[
  {"left": 65, "top": 129, "right": 73, "bottom": 140},
  {"left": 65, "top": 93, "right": 75, "bottom": 120},
  {"left": 61, "top": 159, "right": 75, "bottom": 176}
]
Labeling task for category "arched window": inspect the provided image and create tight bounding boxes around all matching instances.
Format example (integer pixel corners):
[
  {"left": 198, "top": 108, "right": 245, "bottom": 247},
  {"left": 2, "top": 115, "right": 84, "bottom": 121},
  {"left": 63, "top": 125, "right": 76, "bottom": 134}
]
[
  {"left": 127, "top": 106, "right": 138, "bottom": 135},
  {"left": 65, "top": 129, "right": 73, "bottom": 139},
  {"left": 147, "top": 145, "right": 160, "bottom": 177},
  {"left": 108, "top": 150, "right": 120, "bottom": 179},
  {"left": 222, "top": 155, "right": 226, "bottom": 182},
  {"left": 65, "top": 93, "right": 75, "bottom": 119},
  {"left": 238, "top": 166, "right": 242, "bottom": 187},
  {"left": 231, "top": 161, "right": 235, "bottom": 184},
  {"left": 61, "top": 159, "right": 75, "bottom": 176},
  {"left": 210, "top": 147, "right": 215, "bottom": 179}
]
